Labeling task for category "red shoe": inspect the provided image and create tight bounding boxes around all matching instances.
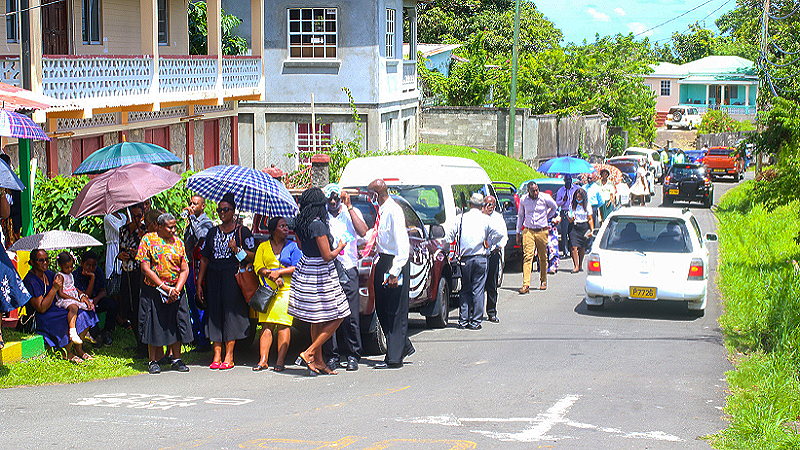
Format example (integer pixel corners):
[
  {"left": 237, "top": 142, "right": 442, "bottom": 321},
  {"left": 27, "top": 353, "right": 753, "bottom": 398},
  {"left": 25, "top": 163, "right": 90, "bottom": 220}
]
[
  {"left": 209, "top": 362, "right": 221, "bottom": 369},
  {"left": 218, "top": 362, "right": 234, "bottom": 370}
]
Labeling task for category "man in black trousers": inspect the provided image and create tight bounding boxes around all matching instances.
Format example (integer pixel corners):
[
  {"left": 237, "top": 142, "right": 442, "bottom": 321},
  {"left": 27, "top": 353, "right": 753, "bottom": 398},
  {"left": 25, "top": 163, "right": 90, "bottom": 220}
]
[{"left": 367, "top": 179, "right": 414, "bottom": 369}]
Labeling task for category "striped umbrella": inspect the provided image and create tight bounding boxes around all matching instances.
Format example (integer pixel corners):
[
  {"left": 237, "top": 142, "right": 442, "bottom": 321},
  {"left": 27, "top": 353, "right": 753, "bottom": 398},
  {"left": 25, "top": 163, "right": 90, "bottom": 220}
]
[
  {"left": 0, "top": 109, "right": 49, "bottom": 141},
  {"left": 74, "top": 141, "right": 182, "bottom": 175},
  {"left": 187, "top": 165, "right": 299, "bottom": 217}
]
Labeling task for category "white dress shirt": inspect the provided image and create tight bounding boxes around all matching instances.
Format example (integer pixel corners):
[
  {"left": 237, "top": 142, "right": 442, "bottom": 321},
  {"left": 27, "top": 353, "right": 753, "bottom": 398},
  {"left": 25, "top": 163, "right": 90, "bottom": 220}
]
[
  {"left": 328, "top": 207, "right": 364, "bottom": 270},
  {"left": 447, "top": 208, "right": 504, "bottom": 257},
  {"left": 376, "top": 197, "right": 410, "bottom": 277},
  {"left": 487, "top": 210, "right": 509, "bottom": 254}
]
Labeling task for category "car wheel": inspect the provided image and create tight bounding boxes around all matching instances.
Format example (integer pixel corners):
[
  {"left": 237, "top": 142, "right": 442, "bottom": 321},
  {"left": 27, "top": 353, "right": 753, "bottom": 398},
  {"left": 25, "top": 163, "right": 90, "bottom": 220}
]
[
  {"left": 426, "top": 277, "right": 450, "bottom": 329},
  {"left": 361, "top": 315, "right": 387, "bottom": 356},
  {"left": 666, "top": 125, "right": 672, "bottom": 130},
  {"left": 663, "top": 194, "right": 673, "bottom": 206}
]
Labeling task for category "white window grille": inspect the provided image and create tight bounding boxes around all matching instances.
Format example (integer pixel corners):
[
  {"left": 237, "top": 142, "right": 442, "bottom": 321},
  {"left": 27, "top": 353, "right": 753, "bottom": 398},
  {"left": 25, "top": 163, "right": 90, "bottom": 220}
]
[
  {"left": 386, "top": 9, "right": 395, "bottom": 59},
  {"left": 296, "top": 123, "right": 332, "bottom": 164},
  {"left": 660, "top": 80, "right": 671, "bottom": 96},
  {"left": 288, "top": 8, "right": 337, "bottom": 59}
]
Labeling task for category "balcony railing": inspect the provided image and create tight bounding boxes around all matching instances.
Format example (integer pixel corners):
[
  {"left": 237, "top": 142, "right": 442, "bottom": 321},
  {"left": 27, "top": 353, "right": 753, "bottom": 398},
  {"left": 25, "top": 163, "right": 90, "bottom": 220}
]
[
  {"left": 2, "top": 55, "right": 261, "bottom": 102},
  {"left": 402, "top": 60, "right": 416, "bottom": 89},
  {"left": 679, "top": 103, "right": 756, "bottom": 115}
]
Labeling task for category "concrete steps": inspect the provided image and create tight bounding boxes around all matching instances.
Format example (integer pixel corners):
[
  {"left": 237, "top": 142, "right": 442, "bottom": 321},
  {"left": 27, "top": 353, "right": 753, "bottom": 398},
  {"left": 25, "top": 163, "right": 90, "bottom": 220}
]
[{"left": 655, "top": 111, "right": 669, "bottom": 127}]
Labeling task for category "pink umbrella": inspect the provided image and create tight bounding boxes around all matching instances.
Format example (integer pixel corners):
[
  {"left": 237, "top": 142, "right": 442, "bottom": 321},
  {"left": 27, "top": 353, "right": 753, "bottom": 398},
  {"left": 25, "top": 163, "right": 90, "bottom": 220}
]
[{"left": 69, "top": 162, "right": 182, "bottom": 218}]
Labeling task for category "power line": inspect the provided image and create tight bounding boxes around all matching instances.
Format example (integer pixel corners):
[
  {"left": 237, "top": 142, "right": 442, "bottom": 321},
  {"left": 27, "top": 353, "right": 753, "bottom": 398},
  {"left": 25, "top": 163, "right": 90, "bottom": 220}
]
[
  {"left": 0, "top": 0, "right": 66, "bottom": 19},
  {"left": 634, "top": 0, "right": 718, "bottom": 37},
  {"left": 653, "top": 0, "right": 732, "bottom": 44}
]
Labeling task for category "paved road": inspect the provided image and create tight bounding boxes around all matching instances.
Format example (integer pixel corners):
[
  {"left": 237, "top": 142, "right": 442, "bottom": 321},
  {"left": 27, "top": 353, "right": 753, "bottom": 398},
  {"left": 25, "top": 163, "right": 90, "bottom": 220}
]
[{"left": 1, "top": 176, "right": 743, "bottom": 450}]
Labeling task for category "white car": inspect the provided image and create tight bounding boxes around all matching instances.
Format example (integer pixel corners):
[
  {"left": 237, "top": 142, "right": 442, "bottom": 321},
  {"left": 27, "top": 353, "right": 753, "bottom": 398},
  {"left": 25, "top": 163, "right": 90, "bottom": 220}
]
[
  {"left": 623, "top": 147, "right": 664, "bottom": 182},
  {"left": 584, "top": 207, "right": 717, "bottom": 316},
  {"left": 665, "top": 106, "right": 702, "bottom": 130}
]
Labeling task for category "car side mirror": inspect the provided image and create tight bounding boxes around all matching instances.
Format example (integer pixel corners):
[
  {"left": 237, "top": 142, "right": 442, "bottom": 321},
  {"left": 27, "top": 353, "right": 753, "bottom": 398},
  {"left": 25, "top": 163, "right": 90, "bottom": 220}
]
[
  {"left": 705, "top": 233, "right": 718, "bottom": 242},
  {"left": 429, "top": 224, "right": 446, "bottom": 239}
]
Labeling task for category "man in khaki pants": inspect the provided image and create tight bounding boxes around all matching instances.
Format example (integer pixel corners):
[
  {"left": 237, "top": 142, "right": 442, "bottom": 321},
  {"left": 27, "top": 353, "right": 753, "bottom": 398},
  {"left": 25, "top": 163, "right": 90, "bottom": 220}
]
[{"left": 516, "top": 181, "right": 559, "bottom": 293}]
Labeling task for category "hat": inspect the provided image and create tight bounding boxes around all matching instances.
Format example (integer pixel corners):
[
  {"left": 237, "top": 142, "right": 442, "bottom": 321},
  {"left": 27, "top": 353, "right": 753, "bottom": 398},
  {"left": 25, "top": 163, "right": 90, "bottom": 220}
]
[
  {"left": 220, "top": 192, "right": 236, "bottom": 210},
  {"left": 322, "top": 183, "right": 342, "bottom": 198},
  {"left": 469, "top": 192, "right": 484, "bottom": 207}
]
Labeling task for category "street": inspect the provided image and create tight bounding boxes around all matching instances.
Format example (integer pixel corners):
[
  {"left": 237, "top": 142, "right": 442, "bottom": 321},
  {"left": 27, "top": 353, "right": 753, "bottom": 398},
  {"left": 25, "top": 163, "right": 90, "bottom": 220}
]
[{"left": 0, "top": 176, "right": 740, "bottom": 450}]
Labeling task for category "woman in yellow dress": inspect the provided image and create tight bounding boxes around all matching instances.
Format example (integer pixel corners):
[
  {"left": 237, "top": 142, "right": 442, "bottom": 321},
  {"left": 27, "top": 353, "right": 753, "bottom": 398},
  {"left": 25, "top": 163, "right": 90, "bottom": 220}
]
[{"left": 252, "top": 216, "right": 302, "bottom": 372}]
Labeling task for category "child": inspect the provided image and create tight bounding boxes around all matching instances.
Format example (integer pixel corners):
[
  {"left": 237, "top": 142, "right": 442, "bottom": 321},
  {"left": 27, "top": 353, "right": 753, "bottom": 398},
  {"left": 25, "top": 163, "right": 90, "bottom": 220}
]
[{"left": 55, "top": 252, "right": 95, "bottom": 345}]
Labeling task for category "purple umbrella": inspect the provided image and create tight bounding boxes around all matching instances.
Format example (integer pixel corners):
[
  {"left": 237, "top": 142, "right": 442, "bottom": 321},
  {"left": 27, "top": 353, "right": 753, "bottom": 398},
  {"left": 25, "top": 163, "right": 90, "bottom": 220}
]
[{"left": 0, "top": 109, "right": 49, "bottom": 141}]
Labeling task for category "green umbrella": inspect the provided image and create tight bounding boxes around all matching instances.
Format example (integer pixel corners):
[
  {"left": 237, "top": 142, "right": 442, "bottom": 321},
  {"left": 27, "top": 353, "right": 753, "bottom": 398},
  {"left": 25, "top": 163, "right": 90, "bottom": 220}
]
[{"left": 73, "top": 141, "right": 182, "bottom": 175}]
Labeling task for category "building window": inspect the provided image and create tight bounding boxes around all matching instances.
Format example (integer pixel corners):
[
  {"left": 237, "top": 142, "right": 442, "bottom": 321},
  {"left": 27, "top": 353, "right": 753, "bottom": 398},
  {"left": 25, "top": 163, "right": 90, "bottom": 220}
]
[
  {"left": 6, "top": 0, "right": 17, "bottom": 43},
  {"left": 82, "top": 0, "right": 101, "bottom": 44},
  {"left": 296, "top": 123, "right": 332, "bottom": 164},
  {"left": 660, "top": 80, "right": 671, "bottom": 96},
  {"left": 384, "top": 118, "right": 392, "bottom": 150},
  {"left": 386, "top": 9, "right": 395, "bottom": 59},
  {"left": 288, "top": 8, "right": 337, "bottom": 59},
  {"left": 403, "top": 118, "right": 410, "bottom": 147},
  {"left": 158, "top": 0, "right": 168, "bottom": 45}
]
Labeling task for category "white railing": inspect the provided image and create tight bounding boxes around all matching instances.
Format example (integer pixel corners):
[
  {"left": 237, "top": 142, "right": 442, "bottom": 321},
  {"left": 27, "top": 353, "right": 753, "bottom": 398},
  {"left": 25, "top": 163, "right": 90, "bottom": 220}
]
[
  {"left": 0, "top": 57, "right": 21, "bottom": 86},
  {"left": 680, "top": 104, "right": 756, "bottom": 115},
  {"left": 42, "top": 56, "right": 154, "bottom": 100},
  {"left": 159, "top": 56, "right": 216, "bottom": 93},
  {"left": 221, "top": 56, "right": 261, "bottom": 90},
  {"left": 402, "top": 60, "right": 416, "bottom": 88}
]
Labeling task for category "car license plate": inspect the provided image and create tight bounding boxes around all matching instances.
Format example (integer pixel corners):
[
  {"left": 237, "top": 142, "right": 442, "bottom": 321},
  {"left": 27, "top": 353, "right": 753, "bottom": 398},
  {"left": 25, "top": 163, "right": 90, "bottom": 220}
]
[
  {"left": 713, "top": 169, "right": 725, "bottom": 173},
  {"left": 668, "top": 189, "right": 679, "bottom": 195},
  {"left": 630, "top": 286, "right": 657, "bottom": 300}
]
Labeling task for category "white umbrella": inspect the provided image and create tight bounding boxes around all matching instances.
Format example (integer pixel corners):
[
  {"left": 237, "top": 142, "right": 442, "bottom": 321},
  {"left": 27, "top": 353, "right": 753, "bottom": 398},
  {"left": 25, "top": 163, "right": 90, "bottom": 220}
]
[{"left": 9, "top": 230, "right": 102, "bottom": 252}]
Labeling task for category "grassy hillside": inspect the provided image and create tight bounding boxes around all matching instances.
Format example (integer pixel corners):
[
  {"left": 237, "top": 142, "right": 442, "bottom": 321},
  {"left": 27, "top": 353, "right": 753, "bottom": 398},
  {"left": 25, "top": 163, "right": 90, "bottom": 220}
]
[{"left": 417, "top": 144, "right": 542, "bottom": 187}]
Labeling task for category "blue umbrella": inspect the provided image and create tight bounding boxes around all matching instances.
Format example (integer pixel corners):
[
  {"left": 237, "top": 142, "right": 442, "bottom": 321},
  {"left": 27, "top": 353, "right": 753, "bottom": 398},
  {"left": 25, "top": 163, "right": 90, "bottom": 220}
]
[
  {"left": 537, "top": 156, "right": 596, "bottom": 175},
  {"left": 73, "top": 141, "right": 183, "bottom": 175},
  {"left": 187, "top": 165, "right": 299, "bottom": 217},
  {"left": 0, "top": 157, "right": 25, "bottom": 190}
]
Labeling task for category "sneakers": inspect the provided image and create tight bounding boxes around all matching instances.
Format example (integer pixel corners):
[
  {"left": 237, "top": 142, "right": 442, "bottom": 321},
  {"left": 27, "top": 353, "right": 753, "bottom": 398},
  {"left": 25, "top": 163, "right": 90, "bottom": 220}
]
[
  {"left": 100, "top": 331, "right": 113, "bottom": 347},
  {"left": 68, "top": 328, "right": 83, "bottom": 345},
  {"left": 171, "top": 359, "right": 190, "bottom": 373},
  {"left": 148, "top": 360, "right": 161, "bottom": 374},
  {"left": 157, "top": 354, "right": 175, "bottom": 366}
]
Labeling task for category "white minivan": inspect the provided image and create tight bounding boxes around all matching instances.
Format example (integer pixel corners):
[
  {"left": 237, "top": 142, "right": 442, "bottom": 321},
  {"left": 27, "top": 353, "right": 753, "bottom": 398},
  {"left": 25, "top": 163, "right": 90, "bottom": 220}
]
[{"left": 338, "top": 155, "right": 496, "bottom": 234}]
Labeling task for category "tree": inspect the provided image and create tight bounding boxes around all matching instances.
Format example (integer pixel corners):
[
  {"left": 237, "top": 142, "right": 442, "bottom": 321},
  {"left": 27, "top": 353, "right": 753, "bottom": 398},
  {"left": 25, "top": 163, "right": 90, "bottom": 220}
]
[
  {"left": 418, "top": 32, "right": 494, "bottom": 106},
  {"left": 670, "top": 23, "right": 716, "bottom": 64},
  {"left": 188, "top": 1, "right": 247, "bottom": 56}
]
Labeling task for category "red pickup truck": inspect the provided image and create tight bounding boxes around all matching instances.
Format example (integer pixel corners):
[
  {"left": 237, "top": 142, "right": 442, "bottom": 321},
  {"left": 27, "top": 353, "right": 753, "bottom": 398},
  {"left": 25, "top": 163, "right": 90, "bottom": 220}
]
[{"left": 704, "top": 147, "right": 745, "bottom": 181}]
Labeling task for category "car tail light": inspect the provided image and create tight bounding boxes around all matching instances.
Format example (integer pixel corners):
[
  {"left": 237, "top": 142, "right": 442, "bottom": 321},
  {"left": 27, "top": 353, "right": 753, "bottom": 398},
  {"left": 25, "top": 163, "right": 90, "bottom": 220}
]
[
  {"left": 664, "top": 175, "right": 671, "bottom": 184},
  {"left": 704, "top": 176, "right": 711, "bottom": 185},
  {"left": 688, "top": 258, "right": 704, "bottom": 280},
  {"left": 587, "top": 254, "right": 601, "bottom": 275},
  {"left": 514, "top": 193, "right": 520, "bottom": 210}
]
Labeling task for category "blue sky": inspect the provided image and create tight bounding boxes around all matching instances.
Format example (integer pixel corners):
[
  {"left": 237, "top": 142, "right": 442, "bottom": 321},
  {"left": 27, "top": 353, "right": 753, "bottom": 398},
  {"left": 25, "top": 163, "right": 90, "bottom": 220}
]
[{"left": 533, "top": 0, "right": 736, "bottom": 45}]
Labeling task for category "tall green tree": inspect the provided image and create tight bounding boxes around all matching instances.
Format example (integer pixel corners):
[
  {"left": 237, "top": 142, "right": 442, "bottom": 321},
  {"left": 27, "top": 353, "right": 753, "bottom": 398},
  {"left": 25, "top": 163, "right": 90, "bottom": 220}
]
[
  {"left": 188, "top": 1, "right": 248, "bottom": 56},
  {"left": 670, "top": 22, "right": 716, "bottom": 64}
]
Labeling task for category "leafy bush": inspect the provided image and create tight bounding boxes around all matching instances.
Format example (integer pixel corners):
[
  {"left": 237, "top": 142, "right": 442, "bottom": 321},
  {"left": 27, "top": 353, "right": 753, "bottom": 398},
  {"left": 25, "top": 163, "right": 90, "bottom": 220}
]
[
  {"left": 698, "top": 109, "right": 754, "bottom": 134},
  {"left": 606, "top": 134, "right": 626, "bottom": 158},
  {"left": 32, "top": 171, "right": 103, "bottom": 253},
  {"left": 750, "top": 157, "right": 800, "bottom": 211}
]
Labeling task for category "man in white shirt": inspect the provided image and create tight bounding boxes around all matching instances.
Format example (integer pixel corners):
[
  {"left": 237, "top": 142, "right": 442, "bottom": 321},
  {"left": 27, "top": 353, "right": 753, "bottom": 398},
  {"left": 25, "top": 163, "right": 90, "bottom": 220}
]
[
  {"left": 482, "top": 195, "right": 508, "bottom": 323},
  {"left": 447, "top": 193, "right": 504, "bottom": 330},
  {"left": 322, "top": 184, "right": 368, "bottom": 372},
  {"left": 367, "top": 179, "right": 415, "bottom": 369}
]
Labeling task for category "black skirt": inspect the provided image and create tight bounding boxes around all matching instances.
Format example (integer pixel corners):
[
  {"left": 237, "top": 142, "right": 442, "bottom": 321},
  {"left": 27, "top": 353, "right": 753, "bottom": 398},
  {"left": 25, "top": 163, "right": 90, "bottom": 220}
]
[
  {"left": 569, "top": 221, "right": 592, "bottom": 249},
  {"left": 138, "top": 284, "right": 193, "bottom": 347},
  {"left": 204, "top": 264, "right": 251, "bottom": 342}
]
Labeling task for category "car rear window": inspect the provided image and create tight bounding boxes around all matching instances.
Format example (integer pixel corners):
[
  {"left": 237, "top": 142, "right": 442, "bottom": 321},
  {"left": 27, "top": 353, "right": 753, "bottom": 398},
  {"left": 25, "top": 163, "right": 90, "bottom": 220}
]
[
  {"left": 707, "top": 148, "right": 733, "bottom": 156},
  {"left": 669, "top": 165, "right": 704, "bottom": 177},
  {"left": 600, "top": 217, "right": 692, "bottom": 253}
]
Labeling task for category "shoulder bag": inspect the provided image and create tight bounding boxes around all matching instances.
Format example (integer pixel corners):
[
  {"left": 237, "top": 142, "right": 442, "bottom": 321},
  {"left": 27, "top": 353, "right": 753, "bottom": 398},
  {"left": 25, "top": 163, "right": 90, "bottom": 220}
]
[
  {"left": 106, "top": 259, "right": 122, "bottom": 297},
  {"left": 233, "top": 226, "right": 259, "bottom": 303},
  {"left": 450, "top": 214, "right": 464, "bottom": 279}
]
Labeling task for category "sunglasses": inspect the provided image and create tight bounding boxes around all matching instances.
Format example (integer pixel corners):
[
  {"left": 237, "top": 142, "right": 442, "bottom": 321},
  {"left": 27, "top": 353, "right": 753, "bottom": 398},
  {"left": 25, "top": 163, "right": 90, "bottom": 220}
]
[
  {"left": 36, "top": 258, "right": 49, "bottom": 263},
  {"left": 217, "top": 207, "right": 234, "bottom": 214}
]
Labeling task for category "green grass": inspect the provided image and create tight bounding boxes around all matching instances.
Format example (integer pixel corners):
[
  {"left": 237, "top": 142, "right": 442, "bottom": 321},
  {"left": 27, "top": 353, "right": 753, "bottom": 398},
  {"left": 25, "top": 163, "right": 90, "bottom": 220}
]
[
  {"left": 708, "top": 181, "right": 800, "bottom": 448},
  {"left": 417, "top": 143, "right": 543, "bottom": 187},
  {"left": 0, "top": 327, "right": 203, "bottom": 388}
]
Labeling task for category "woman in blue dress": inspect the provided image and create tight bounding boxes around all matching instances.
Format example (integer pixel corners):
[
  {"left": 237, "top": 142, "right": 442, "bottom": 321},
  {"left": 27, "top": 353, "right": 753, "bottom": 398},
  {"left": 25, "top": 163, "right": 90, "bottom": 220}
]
[
  {"left": 0, "top": 240, "right": 30, "bottom": 349},
  {"left": 22, "top": 249, "right": 98, "bottom": 363}
]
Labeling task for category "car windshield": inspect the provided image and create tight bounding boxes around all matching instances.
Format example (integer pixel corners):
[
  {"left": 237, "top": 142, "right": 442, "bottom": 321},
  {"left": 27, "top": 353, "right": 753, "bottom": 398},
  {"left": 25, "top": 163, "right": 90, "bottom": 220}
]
[
  {"left": 600, "top": 217, "right": 692, "bottom": 253},
  {"left": 708, "top": 148, "right": 733, "bottom": 156},
  {"left": 608, "top": 161, "right": 637, "bottom": 172},
  {"left": 385, "top": 185, "right": 446, "bottom": 225}
]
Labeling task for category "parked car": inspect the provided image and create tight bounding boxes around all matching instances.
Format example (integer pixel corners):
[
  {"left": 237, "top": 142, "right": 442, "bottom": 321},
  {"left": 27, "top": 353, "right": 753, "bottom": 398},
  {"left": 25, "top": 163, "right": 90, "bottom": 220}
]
[
  {"left": 623, "top": 147, "right": 663, "bottom": 182},
  {"left": 662, "top": 163, "right": 713, "bottom": 208},
  {"left": 519, "top": 177, "right": 564, "bottom": 199},
  {"left": 492, "top": 181, "right": 521, "bottom": 260},
  {"left": 684, "top": 148, "right": 707, "bottom": 165},
  {"left": 703, "top": 146, "right": 745, "bottom": 181},
  {"left": 584, "top": 207, "right": 717, "bottom": 316},
  {"left": 665, "top": 106, "right": 702, "bottom": 130}
]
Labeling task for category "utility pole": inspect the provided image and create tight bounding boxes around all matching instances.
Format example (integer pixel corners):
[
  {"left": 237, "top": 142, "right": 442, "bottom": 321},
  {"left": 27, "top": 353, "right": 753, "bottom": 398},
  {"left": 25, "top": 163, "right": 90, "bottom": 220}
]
[
  {"left": 756, "top": 0, "right": 770, "bottom": 176},
  {"left": 19, "top": 0, "right": 34, "bottom": 236},
  {"left": 507, "top": 0, "right": 521, "bottom": 157}
]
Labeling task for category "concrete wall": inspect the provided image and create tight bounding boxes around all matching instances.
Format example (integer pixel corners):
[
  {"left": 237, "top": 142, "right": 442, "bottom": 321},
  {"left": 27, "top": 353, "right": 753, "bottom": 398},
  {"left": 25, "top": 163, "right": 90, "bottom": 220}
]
[
  {"left": 695, "top": 130, "right": 755, "bottom": 149},
  {"left": 420, "top": 107, "right": 607, "bottom": 165}
]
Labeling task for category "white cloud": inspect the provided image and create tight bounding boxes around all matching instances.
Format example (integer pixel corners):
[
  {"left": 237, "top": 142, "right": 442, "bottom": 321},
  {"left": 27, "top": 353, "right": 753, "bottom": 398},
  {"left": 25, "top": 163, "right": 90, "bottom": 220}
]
[
  {"left": 614, "top": 7, "right": 627, "bottom": 16},
  {"left": 628, "top": 22, "right": 653, "bottom": 36},
  {"left": 586, "top": 8, "right": 610, "bottom": 21}
]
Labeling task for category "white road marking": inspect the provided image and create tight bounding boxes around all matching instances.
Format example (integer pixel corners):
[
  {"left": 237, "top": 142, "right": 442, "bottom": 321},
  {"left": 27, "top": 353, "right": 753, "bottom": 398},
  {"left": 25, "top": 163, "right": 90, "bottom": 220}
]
[{"left": 396, "top": 395, "right": 683, "bottom": 443}]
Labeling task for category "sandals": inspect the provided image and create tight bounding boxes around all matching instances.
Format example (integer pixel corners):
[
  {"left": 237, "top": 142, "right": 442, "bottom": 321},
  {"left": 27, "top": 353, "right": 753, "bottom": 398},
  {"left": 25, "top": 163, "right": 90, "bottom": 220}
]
[
  {"left": 80, "top": 353, "right": 94, "bottom": 361},
  {"left": 272, "top": 365, "right": 285, "bottom": 372},
  {"left": 252, "top": 364, "right": 268, "bottom": 372},
  {"left": 218, "top": 362, "right": 234, "bottom": 370},
  {"left": 68, "top": 355, "right": 84, "bottom": 364}
]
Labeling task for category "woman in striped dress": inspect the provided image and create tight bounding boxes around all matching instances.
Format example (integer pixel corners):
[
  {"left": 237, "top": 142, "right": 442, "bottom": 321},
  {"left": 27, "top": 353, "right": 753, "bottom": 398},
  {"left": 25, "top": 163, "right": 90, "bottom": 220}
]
[{"left": 289, "top": 188, "right": 349, "bottom": 375}]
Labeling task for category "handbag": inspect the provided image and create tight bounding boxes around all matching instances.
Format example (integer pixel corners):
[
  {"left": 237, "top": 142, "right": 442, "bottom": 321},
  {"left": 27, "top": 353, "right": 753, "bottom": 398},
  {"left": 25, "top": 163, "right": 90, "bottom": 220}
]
[
  {"left": 233, "top": 226, "right": 259, "bottom": 303},
  {"left": 17, "top": 308, "right": 37, "bottom": 334},
  {"left": 250, "top": 281, "right": 277, "bottom": 313},
  {"left": 450, "top": 214, "right": 464, "bottom": 279},
  {"left": 106, "top": 259, "right": 122, "bottom": 297}
]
